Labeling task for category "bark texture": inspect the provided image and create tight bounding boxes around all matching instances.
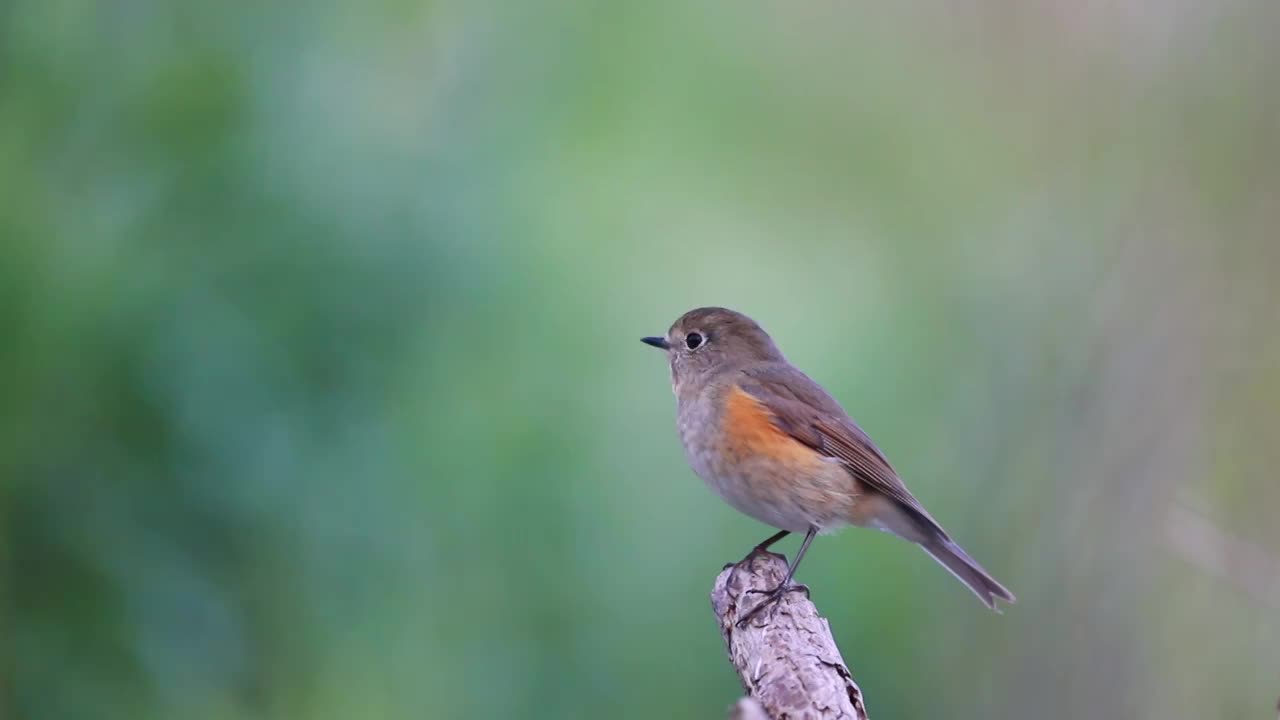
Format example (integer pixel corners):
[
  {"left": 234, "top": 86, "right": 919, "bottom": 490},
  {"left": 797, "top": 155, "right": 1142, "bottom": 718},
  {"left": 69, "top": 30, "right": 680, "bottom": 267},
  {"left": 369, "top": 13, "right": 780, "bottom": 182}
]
[{"left": 711, "top": 551, "right": 869, "bottom": 720}]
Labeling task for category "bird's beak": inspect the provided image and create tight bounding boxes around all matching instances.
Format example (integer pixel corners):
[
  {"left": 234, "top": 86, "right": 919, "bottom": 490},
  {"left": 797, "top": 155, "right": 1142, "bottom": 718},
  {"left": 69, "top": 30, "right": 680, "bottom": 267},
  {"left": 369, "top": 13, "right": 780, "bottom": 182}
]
[{"left": 641, "top": 336, "right": 670, "bottom": 350}]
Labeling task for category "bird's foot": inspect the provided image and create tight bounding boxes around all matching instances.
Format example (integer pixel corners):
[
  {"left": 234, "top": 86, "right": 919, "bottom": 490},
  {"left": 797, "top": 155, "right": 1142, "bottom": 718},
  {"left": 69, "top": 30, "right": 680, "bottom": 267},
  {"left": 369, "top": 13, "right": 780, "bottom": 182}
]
[
  {"left": 750, "top": 541, "right": 778, "bottom": 556},
  {"left": 737, "top": 542, "right": 783, "bottom": 566},
  {"left": 735, "top": 581, "right": 810, "bottom": 628},
  {"left": 726, "top": 547, "right": 768, "bottom": 571}
]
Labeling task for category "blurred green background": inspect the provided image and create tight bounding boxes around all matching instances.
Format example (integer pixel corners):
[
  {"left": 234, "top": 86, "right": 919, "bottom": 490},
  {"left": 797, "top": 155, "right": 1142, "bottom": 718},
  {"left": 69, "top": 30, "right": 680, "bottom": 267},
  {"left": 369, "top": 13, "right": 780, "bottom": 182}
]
[{"left": 3, "top": 1, "right": 1279, "bottom": 718}]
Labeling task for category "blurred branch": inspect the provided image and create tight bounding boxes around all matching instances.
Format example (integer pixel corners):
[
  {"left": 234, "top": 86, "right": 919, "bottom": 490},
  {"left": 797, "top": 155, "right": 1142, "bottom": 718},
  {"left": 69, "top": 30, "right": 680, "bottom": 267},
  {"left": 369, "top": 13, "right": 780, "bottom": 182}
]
[
  {"left": 711, "top": 552, "right": 869, "bottom": 720},
  {"left": 1165, "top": 499, "right": 1280, "bottom": 609},
  {"left": 727, "top": 698, "right": 770, "bottom": 720}
]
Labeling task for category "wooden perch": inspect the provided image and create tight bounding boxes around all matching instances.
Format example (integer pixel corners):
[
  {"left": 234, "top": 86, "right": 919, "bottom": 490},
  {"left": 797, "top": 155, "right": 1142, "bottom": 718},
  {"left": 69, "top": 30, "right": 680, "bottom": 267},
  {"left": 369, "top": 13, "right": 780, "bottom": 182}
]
[{"left": 711, "top": 551, "right": 869, "bottom": 720}]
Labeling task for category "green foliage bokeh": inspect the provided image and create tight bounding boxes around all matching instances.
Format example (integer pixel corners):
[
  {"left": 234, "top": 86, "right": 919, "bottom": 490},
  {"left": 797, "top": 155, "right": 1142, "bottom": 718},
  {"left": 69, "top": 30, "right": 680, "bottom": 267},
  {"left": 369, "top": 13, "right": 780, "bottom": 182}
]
[{"left": 3, "top": 2, "right": 1279, "bottom": 718}]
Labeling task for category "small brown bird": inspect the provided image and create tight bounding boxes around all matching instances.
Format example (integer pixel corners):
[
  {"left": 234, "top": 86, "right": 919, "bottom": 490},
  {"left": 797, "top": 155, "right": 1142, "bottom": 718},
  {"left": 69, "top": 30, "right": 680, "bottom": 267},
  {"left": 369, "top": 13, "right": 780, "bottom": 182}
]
[{"left": 643, "top": 307, "right": 1014, "bottom": 625}]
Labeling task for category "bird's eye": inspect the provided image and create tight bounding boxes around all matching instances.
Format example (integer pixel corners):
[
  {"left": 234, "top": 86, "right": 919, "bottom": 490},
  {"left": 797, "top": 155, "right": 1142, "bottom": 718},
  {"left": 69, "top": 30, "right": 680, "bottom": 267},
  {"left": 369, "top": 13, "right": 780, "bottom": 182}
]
[{"left": 685, "top": 332, "right": 704, "bottom": 350}]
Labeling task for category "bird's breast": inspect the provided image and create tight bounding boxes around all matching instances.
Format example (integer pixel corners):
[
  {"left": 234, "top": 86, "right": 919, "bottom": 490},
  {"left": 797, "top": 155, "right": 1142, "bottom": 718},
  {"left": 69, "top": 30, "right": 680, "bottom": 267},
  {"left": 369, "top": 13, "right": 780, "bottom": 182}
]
[{"left": 677, "top": 384, "right": 856, "bottom": 532}]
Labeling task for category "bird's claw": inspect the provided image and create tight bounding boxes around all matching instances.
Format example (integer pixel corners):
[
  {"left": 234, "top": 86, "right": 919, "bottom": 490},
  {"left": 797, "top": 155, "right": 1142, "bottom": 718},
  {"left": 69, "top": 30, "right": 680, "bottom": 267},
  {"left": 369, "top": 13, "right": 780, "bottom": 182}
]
[
  {"left": 745, "top": 582, "right": 810, "bottom": 599},
  {"left": 736, "top": 545, "right": 780, "bottom": 569},
  {"left": 735, "top": 582, "right": 810, "bottom": 628}
]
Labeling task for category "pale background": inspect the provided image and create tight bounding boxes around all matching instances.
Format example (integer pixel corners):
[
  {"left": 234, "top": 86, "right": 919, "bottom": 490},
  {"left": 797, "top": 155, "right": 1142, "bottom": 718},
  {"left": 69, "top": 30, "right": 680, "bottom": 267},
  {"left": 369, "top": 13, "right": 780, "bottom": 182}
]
[{"left": 3, "top": 1, "right": 1279, "bottom": 718}]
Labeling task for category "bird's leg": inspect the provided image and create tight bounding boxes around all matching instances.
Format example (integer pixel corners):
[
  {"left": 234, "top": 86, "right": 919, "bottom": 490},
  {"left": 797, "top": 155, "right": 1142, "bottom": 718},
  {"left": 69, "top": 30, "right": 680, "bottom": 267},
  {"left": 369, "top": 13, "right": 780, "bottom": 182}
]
[
  {"left": 723, "top": 529, "right": 791, "bottom": 570},
  {"left": 736, "top": 526, "right": 817, "bottom": 628},
  {"left": 750, "top": 529, "right": 791, "bottom": 555}
]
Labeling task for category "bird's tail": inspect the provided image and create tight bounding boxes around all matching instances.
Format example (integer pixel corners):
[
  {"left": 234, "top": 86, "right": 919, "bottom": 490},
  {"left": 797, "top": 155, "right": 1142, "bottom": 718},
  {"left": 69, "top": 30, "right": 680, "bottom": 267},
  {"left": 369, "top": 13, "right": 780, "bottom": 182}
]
[
  {"left": 861, "top": 498, "right": 1015, "bottom": 609},
  {"left": 919, "top": 535, "right": 1016, "bottom": 610}
]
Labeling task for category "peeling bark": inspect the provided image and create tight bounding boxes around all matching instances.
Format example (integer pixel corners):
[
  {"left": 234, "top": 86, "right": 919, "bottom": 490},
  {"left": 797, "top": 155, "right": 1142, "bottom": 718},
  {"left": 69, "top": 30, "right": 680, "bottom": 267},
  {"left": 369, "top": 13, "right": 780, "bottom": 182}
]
[{"left": 711, "top": 551, "right": 869, "bottom": 720}]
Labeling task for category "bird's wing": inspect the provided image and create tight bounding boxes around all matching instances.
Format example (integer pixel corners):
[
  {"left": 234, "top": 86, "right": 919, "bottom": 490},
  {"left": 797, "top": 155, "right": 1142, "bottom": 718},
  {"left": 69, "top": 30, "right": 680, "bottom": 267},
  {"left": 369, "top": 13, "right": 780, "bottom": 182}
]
[{"left": 739, "top": 366, "right": 944, "bottom": 534}]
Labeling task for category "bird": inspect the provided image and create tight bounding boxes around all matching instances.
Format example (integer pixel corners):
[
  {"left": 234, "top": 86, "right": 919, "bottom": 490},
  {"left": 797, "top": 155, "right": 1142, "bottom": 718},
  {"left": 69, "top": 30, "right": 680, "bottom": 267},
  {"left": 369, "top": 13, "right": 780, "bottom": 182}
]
[{"left": 642, "top": 306, "right": 1014, "bottom": 626}]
